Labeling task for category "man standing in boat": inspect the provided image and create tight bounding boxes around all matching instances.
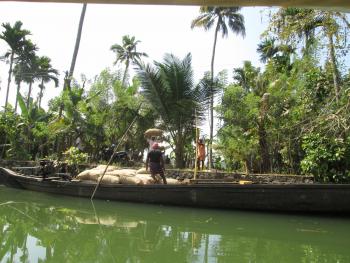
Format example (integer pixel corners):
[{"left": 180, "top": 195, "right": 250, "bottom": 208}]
[
  {"left": 197, "top": 139, "right": 206, "bottom": 170},
  {"left": 146, "top": 143, "right": 167, "bottom": 184}
]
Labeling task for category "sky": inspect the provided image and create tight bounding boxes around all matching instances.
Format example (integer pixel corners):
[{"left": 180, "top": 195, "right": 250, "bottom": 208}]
[
  {"left": 0, "top": 3, "right": 268, "bottom": 109},
  {"left": 0, "top": 2, "right": 273, "bottom": 139}
]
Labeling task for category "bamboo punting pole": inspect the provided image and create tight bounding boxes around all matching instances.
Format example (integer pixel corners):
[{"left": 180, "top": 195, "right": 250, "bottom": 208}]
[
  {"left": 91, "top": 105, "right": 141, "bottom": 200},
  {"left": 194, "top": 109, "right": 199, "bottom": 180}
]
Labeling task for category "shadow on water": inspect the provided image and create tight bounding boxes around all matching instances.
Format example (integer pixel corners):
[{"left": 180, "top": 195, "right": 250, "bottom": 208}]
[{"left": 1, "top": 185, "right": 350, "bottom": 262}]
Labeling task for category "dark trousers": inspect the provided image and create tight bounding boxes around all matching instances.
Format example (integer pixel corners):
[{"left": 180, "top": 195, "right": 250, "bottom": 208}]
[
  {"left": 149, "top": 162, "right": 167, "bottom": 184},
  {"left": 197, "top": 159, "right": 204, "bottom": 170}
]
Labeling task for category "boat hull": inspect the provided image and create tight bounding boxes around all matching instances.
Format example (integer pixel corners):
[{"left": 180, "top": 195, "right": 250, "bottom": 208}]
[{"left": 1, "top": 167, "right": 350, "bottom": 214}]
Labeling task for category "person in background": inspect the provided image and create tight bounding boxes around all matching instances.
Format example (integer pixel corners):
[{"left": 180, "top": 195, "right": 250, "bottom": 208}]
[
  {"left": 197, "top": 139, "right": 206, "bottom": 170},
  {"left": 146, "top": 143, "right": 167, "bottom": 184},
  {"left": 75, "top": 134, "right": 84, "bottom": 151}
]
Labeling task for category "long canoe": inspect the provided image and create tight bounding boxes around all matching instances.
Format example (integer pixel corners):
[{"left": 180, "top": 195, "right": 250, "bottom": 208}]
[{"left": 1, "top": 167, "right": 350, "bottom": 214}]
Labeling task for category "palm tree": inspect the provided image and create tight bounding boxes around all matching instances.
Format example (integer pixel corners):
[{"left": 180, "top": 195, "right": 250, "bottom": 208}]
[
  {"left": 137, "top": 53, "right": 210, "bottom": 168},
  {"left": 257, "top": 38, "right": 279, "bottom": 63},
  {"left": 36, "top": 56, "right": 59, "bottom": 108},
  {"left": 25, "top": 55, "right": 40, "bottom": 109},
  {"left": 13, "top": 39, "right": 37, "bottom": 112},
  {"left": 233, "top": 61, "right": 259, "bottom": 93},
  {"left": 0, "top": 21, "right": 30, "bottom": 110},
  {"left": 111, "top": 35, "right": 148, "bottom": 87},
  {"left": 257, "top": 38, "right": 295, "bottom": 73},
  {"left": 191, "top": 7, "right": 245, "bottom": 168}
]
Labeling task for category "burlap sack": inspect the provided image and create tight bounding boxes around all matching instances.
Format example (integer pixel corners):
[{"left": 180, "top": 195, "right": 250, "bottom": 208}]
[
  {"left": 93, "top": 165, "right": 118, "bottom": 172},
  {"left": 76, "top": 169, "right": 101, "bottom": 181},
  {"left": 89, "top": 170, "right": 102, "bottom": 181},
  {"left": 98, "top": 174, "right": 120, "bottom": 184},
  {"left": 136, "top": 167, "right": 150, "bottom": 174},
  {"left": 119, "top": 175, "right": 143, "bottom": 185},
  {"left": 144, "top": 128, "right": 163, "bottom": 138},
  {"left": 166, "top": 178, "right": 180, "bottom": 185},
  {"left": 76, "top": 170, "right": 90, "bottom": 180},
  {"left": 135, "top": 174, "right": 155, "bottom": 185},
  {"left": 108, "top": 169, "right": 136, "bottom": 177}
]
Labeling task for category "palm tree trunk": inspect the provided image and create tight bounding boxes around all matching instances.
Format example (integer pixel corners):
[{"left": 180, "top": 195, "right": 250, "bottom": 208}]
[
  {"left": 244, "top": 159, "right": 249, "bottom": 175},
  {"left": 208, "top": 23, "right": 220, "bottom": 170},
  {"left": 175, "top": 133, "right": 185, "bottom": 168},
  {"left": 175, "top": 147, "right": 184, "bottom": 168},
  {"left": 26, "top": 81, "right": 33, "bottom": 109},
  {"left": 327, "top": 32, "right": 340, "bottom": 102},
  {"left": 5, "top": 52, "right": 14, "bottom": 111},
  {"left": 59, "top": 3, "right": 87, "bottom": 118},
  {"left": 68, "top": 3, "right": 87, "bottom": 87},
  {"left": 38, "top": 79, "right": 44, "bottom": 108},
  {"left": 57, "top": 4, "right": 87, "bottom": 154},
  {"left": 14, "top": 81, "right": 21, "bottom": 113},
  {"left": 122, "top": 59, "right": 130, "bottom": 87}
]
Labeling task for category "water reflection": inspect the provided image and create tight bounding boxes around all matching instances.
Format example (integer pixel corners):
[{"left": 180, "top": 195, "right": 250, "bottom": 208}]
[{"left": 1, "top": 186, "right": 350, "bottom": 263}]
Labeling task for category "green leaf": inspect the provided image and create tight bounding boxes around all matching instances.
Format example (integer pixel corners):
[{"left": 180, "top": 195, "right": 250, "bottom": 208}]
[{"left": 17, "top": 92, "right": 28, "bottom": 118}]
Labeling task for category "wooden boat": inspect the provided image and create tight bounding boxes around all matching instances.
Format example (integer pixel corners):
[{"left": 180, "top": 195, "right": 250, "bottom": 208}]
[{"left": 1, "top": 167, "right": 350, "bottom": 214}]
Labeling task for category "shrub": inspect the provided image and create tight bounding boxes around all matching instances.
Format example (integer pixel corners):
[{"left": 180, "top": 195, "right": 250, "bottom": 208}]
[{"left": 301, "top": 133, "right": 350, "bottom": 183}]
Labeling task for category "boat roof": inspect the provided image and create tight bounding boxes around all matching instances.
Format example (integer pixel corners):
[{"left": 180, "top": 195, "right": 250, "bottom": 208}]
[{"left": 8, "top": 0, "right": 350, "bottom": 11}]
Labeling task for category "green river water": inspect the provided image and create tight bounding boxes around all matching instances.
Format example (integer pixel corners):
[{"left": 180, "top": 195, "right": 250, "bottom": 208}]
[{"left": 0, "top": 185, "right": 350, "bottom": 263}]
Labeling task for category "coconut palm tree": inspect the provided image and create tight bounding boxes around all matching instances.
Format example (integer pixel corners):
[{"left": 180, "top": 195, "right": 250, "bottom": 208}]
[
  {"left": 36, "top": 56, "right": 59, "bottom": 108},
  {"left": 111, "top": 35, "right": 148, "bottom": 87},
  {"left": 58, "top": 3, "right": 87, "bottom": 121},
  {"left": 67, "top": 3, "right": 87, "bottom": 89},
  {"left": 137, "top": 53, "right": 210, "bottom": 168},
  {"left": 0, "top": 21, "right": 30, "bottom": 110},
  {"left": 191, "top": 7, "right": 246, "bottom": 168}
]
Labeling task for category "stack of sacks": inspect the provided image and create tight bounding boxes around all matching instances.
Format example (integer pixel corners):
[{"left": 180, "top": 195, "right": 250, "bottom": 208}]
[
  {"left": 76, "top": 165, "right": 121, "bottom": 182},
  {"left": 76, "top": 165, "right": 181, "bottom": 185},
  {"left": 119, "top": 174, "right": 143, "bottom": 185},
  {"left": 136, "top": 167, "right": 150, "bottom": 175},
  {"left": 94, "top": 165, "right": 119, "bottom": 171},
  {"left": 136, "top": 167, "right": 156, "bottom": 184},
  {"left": 107, "top": 169, "right": 137, "bottom": 176},
  {"left": 135, "top": 174, "right": 155, "bottom": 185},
  {"left": 76, "top": 169, "right": 103, "bottom": 181},
  {"left": 107, "top": 168, "right": 142, "bottom": 185},
  {"left": 98, "top": 175, "right": 120, "bottom": 184}
]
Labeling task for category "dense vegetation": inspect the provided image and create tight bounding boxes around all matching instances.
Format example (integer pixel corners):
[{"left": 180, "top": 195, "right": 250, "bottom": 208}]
[{"left": 0, "top": 7, "right": 349, "bottom": 182}]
